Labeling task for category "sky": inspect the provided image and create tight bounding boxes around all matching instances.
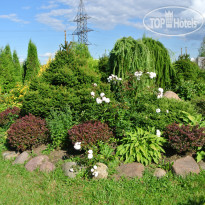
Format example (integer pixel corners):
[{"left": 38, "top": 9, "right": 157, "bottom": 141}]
[{"left": 0, "top": 0, "right": 205, "bottom": 64}]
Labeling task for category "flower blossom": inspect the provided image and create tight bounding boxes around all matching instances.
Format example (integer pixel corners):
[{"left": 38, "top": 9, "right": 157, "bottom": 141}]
[
  {"left": 93, "top": 171, "right": 98, "bottom": 177},
  {"left": 134, "top": 71, "right": 143, "bottom": 80},
  {"left": 166, "top": 110, "right": 169, "bottom": 113},
  {"left": 156, "top": 108, "right": 161, "bottom": 113},
  {"left": 74, "top": 142, "right": 81, "bottom": 150},
  {"left": 93, "top": 83, "right": 97, "bottom": 87},
  {"left": 93, "top": 165, "right": 97, "bottom": 170},
  {"left": 107, "top": 74, "right": 121, "bottom": 82},
  {"left": 96, "top": 98, "right": 102, "bottom": 104},
  {"left": 100, "top": 93, "right": 105, "bottom": 97},
  {"left": 156, "top": 130, "right": 161, "bottom": 137},
  {"left": 147, "top": 72, "right": 156, "bottom": 79},
  {"left": 88, "top": 150, "right": 93, "bottom": 159},
  {"left": 91, "top": 91, "right": 95, "bottom": 98},
  {"left": 157, "top": 88, "right": 164, "bottom": 99}
]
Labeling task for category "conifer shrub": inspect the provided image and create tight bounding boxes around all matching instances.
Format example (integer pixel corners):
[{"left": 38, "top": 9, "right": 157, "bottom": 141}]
[
  {"left": 7, "top": 114, "right": 49, "bottom": 151},
  {"left": 163, "top": 123, "right": 205, "bottom": 154},
  {"left": 0, "top": 107, "right": 20, "bottom": 128},
  {"left": 68, "top": 121, "right": 113, "bottom": 150}
]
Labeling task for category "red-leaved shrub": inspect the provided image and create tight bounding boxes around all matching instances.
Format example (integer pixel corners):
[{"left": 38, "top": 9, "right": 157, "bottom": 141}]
[
  {"left": 7, "top": 114, "right": 49, "bottom": 151},
  {"left": 163, "top": 123, "right": 205, "bottom": 154},
  {"left": 68, "top": 121, "right": 113, "bottom": 149},
  {"left": 0, "top": 107, "right": 20, "bottom": 128}
]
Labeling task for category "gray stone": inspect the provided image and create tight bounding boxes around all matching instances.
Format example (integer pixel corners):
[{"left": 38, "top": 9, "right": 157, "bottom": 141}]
[
  {"left": 3, "top": 151, "right": 19, "bottom": 160},
  {"left": 198, "top": 161, "right": 205, "bottom": 171},
  {"left": 62, "top": 162, "right": 77, "bottom": 178},
  {"left": 117, "top": 163, "right": 145, "bottom": 178},
  {"left": 94, "top": 163, "right": 108, "bottom": 179},
  {"left": 154, "top": 168, "right": 166, "bottom": 178},
  {"left": 40, "top": 161, "right": 55, "bottom": 172},
  {"left": 25, "top": 155, "right": 49, "bottom": 172},
  {"left": 172, "top": 156, "right": 200, "bottom": 177},
  {"left": 164, "top": 91, "right": 181, "bottom": 100},
  {"left": 13, "top": 151, "right": 30, "bottom": 164}
]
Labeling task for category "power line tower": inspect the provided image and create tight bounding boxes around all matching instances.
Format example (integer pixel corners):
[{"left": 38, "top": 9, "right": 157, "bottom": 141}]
[{"left": 72, "top": 0, "right": 93, "bottom": 45}]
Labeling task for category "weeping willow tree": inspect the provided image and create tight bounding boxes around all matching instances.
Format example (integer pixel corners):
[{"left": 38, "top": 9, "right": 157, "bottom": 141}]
[
  {"left": 109, "top": 37, "right": 153, "bottom": 80},
  {"left": 109, "top": 36, "right": 175, "bottom": 87},
  {"left": 142, "top": 37, "right": 175, "bottom": 87}
]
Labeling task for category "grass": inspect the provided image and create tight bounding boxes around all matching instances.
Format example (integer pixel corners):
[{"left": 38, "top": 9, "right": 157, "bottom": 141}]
[{"left": 0, "top": 128, "right": 205, "bottom": 205}]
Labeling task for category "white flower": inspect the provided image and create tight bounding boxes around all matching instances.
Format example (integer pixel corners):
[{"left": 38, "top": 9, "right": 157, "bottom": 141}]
[
  {"left": 100, "top": 93, "right": 105, "bottom": 97},
  {"left": 149, "top": 72, "right": 157, "bottom": 79},
  {"left": 91, "top": 91, "right": 95, "bottom": 97},
  {"left": 93, "top": 171, "right": 98, "bottom": 177},
  {"left": 93, "top": 165, "right": 97, "bottom": 170},
  {"left": 96, "top": 98, "right": 102, "bottom": 104},
  {"left": 156, "top": 108, "right": 161, "bottom": 113},
  {"left": 156, "top": 129, "right": 161, "bottom": 137},
  {"left": 74, "top": 142, "right": 81, "bottom": 150},
  {"left": 102, "top": 96, "right": 107, "bottom": 102},
  {"left": 134, "top": 71, "right": 143, "bottom": 77},
  {"left": 88, "top": 154, "right": 93, "bottom": 159},
  {"left": 104, "top": 98, "right": 110, "bottom": 103},
  {"left": 157, "top": 94, "right": 163, "bottom": 99},
  {"left": 93, "top": 83, "right": 97, "bottom": 87},
  {"left": 69, "top": 168, "right": 74, "bottom": 172},
  {"left": 166, "top": 110, "right": 169, "bottom": 113},
  {"left": 119, "top": 78, "right": 122, "bottom": 81},
  {"left": 158, "top": 88, "right": 163, "bottom": 93},
  {"left": 88, "top": 150, "right": 93, "bottom": 154},
  {"left": 91, "top": 168, "right": 94, "bottom": 172}
]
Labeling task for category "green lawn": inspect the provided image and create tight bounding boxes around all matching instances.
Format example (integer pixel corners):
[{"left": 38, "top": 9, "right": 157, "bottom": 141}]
[
  {"left": 0, "top": 150, "right": 205, "bottom": 205},
  {"left": 0, "top": 128, "right": 205, "bottom": 205}
]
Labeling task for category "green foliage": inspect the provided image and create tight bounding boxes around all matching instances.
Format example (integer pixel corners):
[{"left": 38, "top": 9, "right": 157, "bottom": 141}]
[
  {"left": 196, "top": 147, "right": 205, "bottom": 162},
  {"left": 191, "top": 96, "right": 205, "bottom": 118},
  {"left": 23, "top": 40, "right": 40, "bottom": 82},
  {"left": 117, "top": 127, "right": 166, "bottom": 165},
  {"left": 46, "top": 106, "right": 73, "bottom": 149},
  {"left": 173, "top": 80, "right": 205, "bottom": 100},
  {"left": 142, "top": 37, "right": 175, "bottom": 87},
  {"left": 0, "top": 45, "right": 17, "bottom": 92},
  {"left": 13, "top": 50, "right": 22, "bottom": 83},
  {"left": 173, "top": 55, "right": 200, "bottom": 83},
  {"left": 98, "top": 53, "right": 110, "bottom": 82},
  {"left": 179, "top": 111, "right": 205, "bottom": 127},
  {"left": 198, "top": 36, "right": 205, "bottom": 57},
  {"left": 109, "top": 37, "right": 152, "bottom": 80}
]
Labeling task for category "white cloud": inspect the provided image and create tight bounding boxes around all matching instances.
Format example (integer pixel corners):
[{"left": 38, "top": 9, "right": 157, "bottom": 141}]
[
  {"left": 22, "top": 6, "right": 31, "bottom": 10},
  {"left": 39, "top": 52, "right": 55, "bottom": 58},
  {"left": 0, "top": 14, "right": 29, "bottom": 24},
  {"left": 40, "top": 1, "right": 59, "bottom": 10},
  {"left": 36, "top": 0, "right": 194, "bottom": 31}
]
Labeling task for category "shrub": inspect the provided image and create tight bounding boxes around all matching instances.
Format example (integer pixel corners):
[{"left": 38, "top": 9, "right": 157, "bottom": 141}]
[
  {"left": 0, "top": 107, "right": 20, "bottom": 129},
  {"left": 46, "top": 106, "right": 73, "bottom": 149},
  {"left": 7, "top": 114, "right": 49, "bottom": 151},
  {"left": 163, "top": 123, "right": 205, "bottom": 154},
  {"left": 173, "top": 55, "right": 200, "bottom": 83},
  {"left": 191, "top": 96, "right": 205, "bottom": 118},
  {"left": 68, "top": 121, "right": 113, "bottom": 150},
  {"left": 116, "top": 127, "right": 166, "bottom": 165}
]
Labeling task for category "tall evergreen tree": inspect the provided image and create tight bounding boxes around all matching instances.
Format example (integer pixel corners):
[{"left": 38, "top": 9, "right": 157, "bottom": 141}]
[
  {"left": 0, "top": 45, "right": 16, "bottom": 92},
  {"left": 13, "top": 50, "right": 22, "bottom": 82},
  {"left": 23, "top": 40, "right": 40, "bottom": 82}
]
